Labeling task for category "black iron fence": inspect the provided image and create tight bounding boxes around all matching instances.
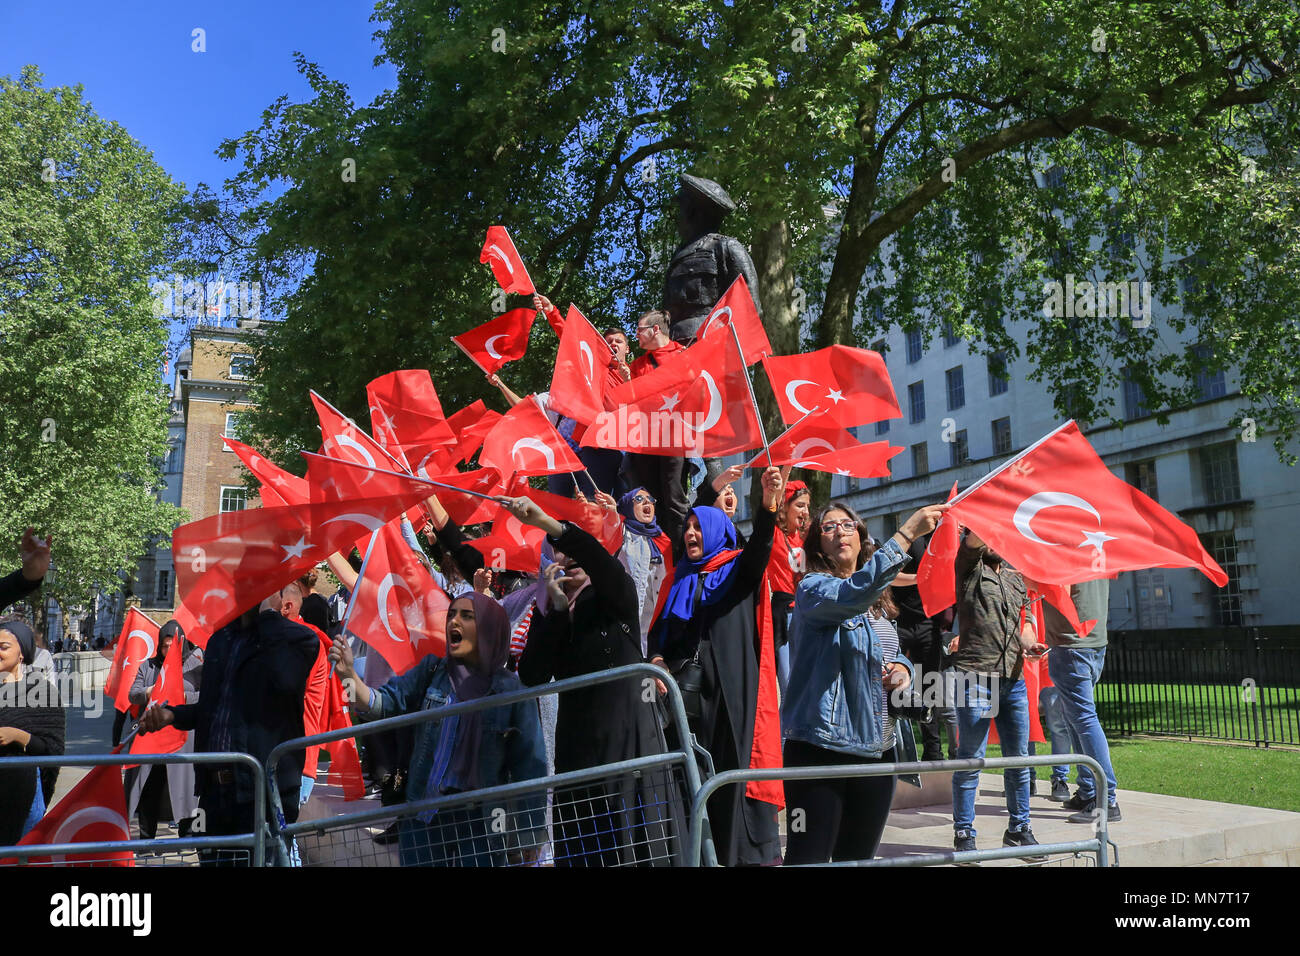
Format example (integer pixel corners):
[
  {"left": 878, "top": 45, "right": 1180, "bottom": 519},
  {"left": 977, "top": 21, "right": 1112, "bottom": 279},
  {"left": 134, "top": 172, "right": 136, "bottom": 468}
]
[{"left": 1097, "top": 627, "right": 1300, "bottom": 747}]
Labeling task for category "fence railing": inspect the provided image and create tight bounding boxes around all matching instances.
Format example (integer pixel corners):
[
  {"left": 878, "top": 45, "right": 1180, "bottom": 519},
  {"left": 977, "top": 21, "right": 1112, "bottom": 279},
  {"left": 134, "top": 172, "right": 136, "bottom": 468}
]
[
  {"left": 1100, "top": 628, "right": 1300, "bottom": 746},
  {"left": 263, "top": 662, "right": 710, "bottom": 867},
  {"left": 0, "top": 752, "right": 266, "bottom": 867},
  {"left": 687, "top": 754, "right": 1113, "bottom": 868}
]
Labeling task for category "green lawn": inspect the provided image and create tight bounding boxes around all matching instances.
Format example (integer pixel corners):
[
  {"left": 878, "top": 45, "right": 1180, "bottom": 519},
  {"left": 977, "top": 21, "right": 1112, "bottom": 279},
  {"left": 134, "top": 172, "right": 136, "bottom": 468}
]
[
  {"left": 1095, "top": 682, "right": 1300, "bottom": 746},
  {"left": 972, "top": 736, "right": 1300, "bottom": 813}
]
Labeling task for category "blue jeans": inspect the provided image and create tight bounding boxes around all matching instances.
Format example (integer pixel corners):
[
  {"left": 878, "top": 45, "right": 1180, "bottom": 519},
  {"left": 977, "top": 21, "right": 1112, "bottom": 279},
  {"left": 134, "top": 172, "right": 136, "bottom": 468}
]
[
  {"left": 951, "top": 675, "right": 1030, "bottom": 835},
  {"left": 21, "top": 780, "right": 46, "bottom": 838},
  {"left": 1047, "top": 647, "right": 1118, "bottom": 806},
  {"left": 1038, "top": 685, "right": 1072, "bottom": 782},
  {"left": 776, "top": 608, "right": 792, "bottom": 700}
]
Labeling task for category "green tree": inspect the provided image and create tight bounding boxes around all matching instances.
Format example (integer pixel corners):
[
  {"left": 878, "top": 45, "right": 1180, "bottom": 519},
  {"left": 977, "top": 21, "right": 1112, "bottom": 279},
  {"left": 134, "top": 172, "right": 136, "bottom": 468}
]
[
  {"left": 0, "top": 66, "right": 186, "bottom": 616},
  {"left": 215, "top": 1, "right": 1300, "bottom": 471}
]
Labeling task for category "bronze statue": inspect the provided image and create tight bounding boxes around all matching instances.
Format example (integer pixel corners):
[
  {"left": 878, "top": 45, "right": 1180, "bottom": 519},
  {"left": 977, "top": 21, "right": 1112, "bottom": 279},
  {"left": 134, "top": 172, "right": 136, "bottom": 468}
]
[{"left": 663, "top": 174, "right": 762, "bottom": 345}]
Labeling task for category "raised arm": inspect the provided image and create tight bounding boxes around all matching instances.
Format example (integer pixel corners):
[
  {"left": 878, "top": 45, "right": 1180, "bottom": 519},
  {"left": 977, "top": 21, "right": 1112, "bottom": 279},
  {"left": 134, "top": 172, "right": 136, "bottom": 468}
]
[{"left": 795, "top": 540, "right": 909, "bottom": 626}]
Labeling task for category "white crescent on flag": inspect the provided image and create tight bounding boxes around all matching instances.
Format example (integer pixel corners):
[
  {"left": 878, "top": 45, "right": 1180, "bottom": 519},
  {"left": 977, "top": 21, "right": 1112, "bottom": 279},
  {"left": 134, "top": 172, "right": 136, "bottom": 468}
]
[
  {"left": 579, "top": 341, "right": 595, "bottom": 385},
  {"left": 127, "top": 629, "right": 156, "bottom": 662},
  {"left": 333, "top": 435, "right": 377, "bottom": 485},
  {"left": 322, "top": 513, "right": 386, "bottom": 535},
  {"left": 697, "top": 372, "right": 722, "bottom": 433},
  {"left": 487, "top": 244, "right": 515, "bottom": 275},
  {"left": 511, "top": 437, "right": 556, "bottom": 471},
  {"left": 704, "top": 305, "right": 732, "bottom": 336},
  {"left": 48, "top": 807, "right": 131, "bottom": 864},
  {"left": 1012, "top": 491, "right": 1109, "bottom": 551},
  {"left": 376, "top": 574, "right": 418, "bottom": 643},
  {"left": 792, "top": 438, "right": 836, "bottom": 462},
  {"left": 485, "top": 334, "right": 509, "bottom": 360},
  {"left": 784, "top": 379, "right": 821, "bottom": 415}
]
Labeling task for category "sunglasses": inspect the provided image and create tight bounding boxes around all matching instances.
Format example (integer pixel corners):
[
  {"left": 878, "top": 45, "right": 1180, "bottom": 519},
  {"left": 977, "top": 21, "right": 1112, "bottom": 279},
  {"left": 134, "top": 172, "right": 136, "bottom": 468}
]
[
  {"left": 820, "top": 519, "right": 858, "bottom": 535},
  {"left": 632, "top": 494, "right": 656, "bottom": 505}
]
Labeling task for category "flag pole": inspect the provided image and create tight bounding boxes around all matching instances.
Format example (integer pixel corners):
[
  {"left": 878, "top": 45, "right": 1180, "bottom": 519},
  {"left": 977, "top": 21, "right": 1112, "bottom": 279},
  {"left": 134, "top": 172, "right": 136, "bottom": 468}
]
[
  {"left": 332, "top": 528, "right": 382, "bottom": 680},
  {"left": 452, "top": 336, "right": 493, "bottom": 377},
  {"left": 744, "top": 405, "right": 819, "bottom": 469},
  {"left": 299, "top": 453, "right": 504, "bottom": 502},
  {"left": 728, "top": 318, "right": 770, "bottom": 465}
]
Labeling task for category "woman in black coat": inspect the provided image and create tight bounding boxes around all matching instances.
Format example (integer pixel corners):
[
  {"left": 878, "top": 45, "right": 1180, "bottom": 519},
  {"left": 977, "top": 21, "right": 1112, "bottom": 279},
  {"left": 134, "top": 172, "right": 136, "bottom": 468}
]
[
  {"left": 650, "top": 465, "right": 785, "bottom": 867},
  {"left": 510, "top": 495, "right": 685, "bottom": 867},
  {"left": 0, "top": 618, "right": 65, "bottom": 846}
]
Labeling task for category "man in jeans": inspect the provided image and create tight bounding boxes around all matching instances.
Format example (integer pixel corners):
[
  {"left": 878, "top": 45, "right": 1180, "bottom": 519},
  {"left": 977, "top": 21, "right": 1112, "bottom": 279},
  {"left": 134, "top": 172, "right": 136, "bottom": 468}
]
[
  {"left": 949, "top": 529, "right": 1048, "bottom": 858},
  {"left": 1044, "top": 579, "right": 1121, "bottom": 823}
]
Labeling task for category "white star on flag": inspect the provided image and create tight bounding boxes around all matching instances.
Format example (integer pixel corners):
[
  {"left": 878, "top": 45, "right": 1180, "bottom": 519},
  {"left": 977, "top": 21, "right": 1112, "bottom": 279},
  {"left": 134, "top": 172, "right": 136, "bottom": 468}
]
[
  {"left": 1078, "top": 529, "right": 1117, "bottom": 553},
  {"left": 660, "top": 393, "right": 681, "bottom": 413},
  {"left": 827, "top": 389, "right": 845, "bottom": 404},
  {"left": 281, "top": 535, "right": 313, "bottom": 561}
]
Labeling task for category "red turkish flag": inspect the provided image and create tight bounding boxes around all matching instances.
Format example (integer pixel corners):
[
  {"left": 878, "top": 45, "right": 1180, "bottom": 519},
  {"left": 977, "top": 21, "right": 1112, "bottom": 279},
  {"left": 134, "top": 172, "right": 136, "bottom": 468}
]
[
  {"left": 917, "top": 482, "right": 961, "bottom": 617},
  {"left": 507, "top": 481, "right": 624, "bottom": 555},
  {"left": 761, "top": 345, "right": 901, "bottom": 428},
  {"left": 786, "top": 441, "right": 903, "bottom": 479},
  {"left": 311, "top": 390, "right": 407, "bottom": 476},
  {"left": 409, "top": 401, "right": 502, "bottom": 475},
  {"left": 128, "top": 630, "right": 187, "bottom": 757},
  {"left": 9, "top": 763, "right": 133, "bottom": 866},
  {"left": 104, "top": 607, "right": 159, "bottom": 713},
  {"left": 951, "top": 422, "right": 1229, "bottom": 587},
  {"left": 224, "top": 437, "right": 310, "bottom": 507},
  {"left": 173, "top": 490, "right": 433, "bottom": 644},
  {"left": 1024, "top": 577, "right": 1099, "bottom": 640},
  {"left": 586, "top": 326, "right": 762, "bottom": 457},
  {"left": 480, "top": 396, "right": 584, "bottom": 479},
  {"left": 366, "top": 370, "right": 457, "bottom": 463},
  {"left": 480, "top": 225, "right": 535, "bottom": 295},
  {"left": 452, "top": 308, "right": 535, "bottom": 375},
  {"left": 746, "top": 412, "right": 862, "bottom": 467},
  {"left": 347, "top": 520, "right": 450, "bottom": 675},
  {"left": 697, "top": 274, "right": 771, "bottom": 365},
  {"left": 422, "top": 467, "right": 507, "bottom": 526},
  {"left": 549, "top": 304, "right": 612, "bottom": 424},
  {"left": 467, "top": 510, "right": 548, "bottom": 572}
]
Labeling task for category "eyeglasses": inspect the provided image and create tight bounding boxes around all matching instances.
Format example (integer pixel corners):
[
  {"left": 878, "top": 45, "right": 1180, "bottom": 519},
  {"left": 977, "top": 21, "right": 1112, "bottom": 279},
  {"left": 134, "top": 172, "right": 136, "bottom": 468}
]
[
  {"left": 636, "top": 325, "right": 656, "bottom": 334},
  {"left": 633, "top": 494, "right": 656, "bottom": 505},
  {"left": 820, "top": 519, "right": 858, "bottom": 535}
]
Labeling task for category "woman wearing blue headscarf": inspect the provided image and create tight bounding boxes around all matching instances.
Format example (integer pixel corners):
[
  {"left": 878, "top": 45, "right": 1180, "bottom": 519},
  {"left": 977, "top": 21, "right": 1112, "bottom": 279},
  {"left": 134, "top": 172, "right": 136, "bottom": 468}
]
[{"left": 650, "top": 465, "right": 785, "bottom": 866}]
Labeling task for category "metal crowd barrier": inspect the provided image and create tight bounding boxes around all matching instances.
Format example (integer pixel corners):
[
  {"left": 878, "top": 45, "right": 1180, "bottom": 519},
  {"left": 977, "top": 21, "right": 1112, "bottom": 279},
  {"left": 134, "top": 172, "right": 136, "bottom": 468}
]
[
  {"left": 0, "top": 752, "right": 267, "bottom": 867},
  {"left": 687, "top": 753, "right": 1114, "bottom": 868},
  {"left": 265, "top": 663, "right": 712, "bottom": 867}
]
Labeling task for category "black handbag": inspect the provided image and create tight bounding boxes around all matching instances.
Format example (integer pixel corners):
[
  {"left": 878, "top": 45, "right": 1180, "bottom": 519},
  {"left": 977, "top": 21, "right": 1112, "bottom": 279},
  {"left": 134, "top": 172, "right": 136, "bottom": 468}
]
[
  {"left": 669, "top": 575, "right": 707, "bottom": 722},
  {"left": 887, "top": 676, "right": 931, "bottom": 722}
]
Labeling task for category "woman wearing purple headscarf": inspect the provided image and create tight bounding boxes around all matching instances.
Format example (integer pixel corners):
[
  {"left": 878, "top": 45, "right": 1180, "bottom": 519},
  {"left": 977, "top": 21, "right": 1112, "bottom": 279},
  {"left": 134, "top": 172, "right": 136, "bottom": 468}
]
[{"left": 330, "top": 591, "right": 547, "bottom": 866}]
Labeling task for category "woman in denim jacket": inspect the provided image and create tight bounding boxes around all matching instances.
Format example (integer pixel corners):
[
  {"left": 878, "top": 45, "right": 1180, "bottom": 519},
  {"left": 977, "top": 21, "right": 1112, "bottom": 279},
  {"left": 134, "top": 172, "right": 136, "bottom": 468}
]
[
  {"left": 330, "top": 591, "right": 547, "bottom": 866},
  {"left": 782, "top": 500, "right": 946, "bottom": 864}
]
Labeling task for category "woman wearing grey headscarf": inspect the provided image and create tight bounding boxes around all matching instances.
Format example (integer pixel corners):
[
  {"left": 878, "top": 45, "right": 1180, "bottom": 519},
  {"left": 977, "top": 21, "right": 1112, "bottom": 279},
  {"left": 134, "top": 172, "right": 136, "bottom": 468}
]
[
  {"left": 330, "top": 591, "right": 547, "bottom": 866},
  {"left": 0, "top": 617, "right": 65, "bottom": 846}
]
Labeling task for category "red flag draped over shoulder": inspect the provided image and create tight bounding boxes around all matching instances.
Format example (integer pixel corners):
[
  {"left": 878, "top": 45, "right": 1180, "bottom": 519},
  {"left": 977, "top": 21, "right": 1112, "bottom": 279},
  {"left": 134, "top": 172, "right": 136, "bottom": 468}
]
[{"left": 748, "top": 572, "right": 784, "bottom": 808}]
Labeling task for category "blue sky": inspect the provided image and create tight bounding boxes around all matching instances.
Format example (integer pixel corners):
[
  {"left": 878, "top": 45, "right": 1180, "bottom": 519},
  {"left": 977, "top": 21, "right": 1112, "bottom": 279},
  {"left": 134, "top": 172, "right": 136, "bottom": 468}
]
[{"left": 0, "top": 0, "right": 398, "bottom": 195}]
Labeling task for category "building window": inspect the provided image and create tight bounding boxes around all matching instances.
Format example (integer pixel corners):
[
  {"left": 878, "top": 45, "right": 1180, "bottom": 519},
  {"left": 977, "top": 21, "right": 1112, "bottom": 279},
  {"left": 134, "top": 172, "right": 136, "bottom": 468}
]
[
  {"left": 945, "top": 366, "right": 965, "bottom": 410},
  {"left": 871, "top": 337, "right": 888, "bottom": 356},
  {"left": 950, "top": 429, "right": 969, "bottom": 467},
  {"left": 1199, "top": 442, "right": 1241, "bottom": 504},
  {"left": 223, "top": 413, "right": 239, "bottom": 448},
  {"left": 1122, "top": 369, "right": 1148, "bottom": 421},
  {"left": 876, "top": 418, "right": 890, "bottom": 436},
  {"left": 881, "top": 512, "right": 899, "bottom": 540},
  {"left": 991, "top": 417, "right": 1012, "bottom": 456},
  {"left": 908, "top": 381, "right": 925, "bottom": 423},
  {"left": 1042, "top": 164, "right": 1066, "bottom": 189},
  {"left": 911, "top": 442, "right": 929, "bottom": 477},
  {"left": 1199, "top": 531, "right": 1242, "bottom": 626},
  {"left": 1125, "top": 459, "right": 1158, "bottom": 502},
  {"left": 906, "top": 329, "right": 923, "bottom": 364},
  {"left": 942, "top": 321, "right": 960, "bottom": 347},
  {"left": 987, "top": 352, "right": 1009, "bottom": 396},
  {"left": 229, "top": 353, "right": 255, "bottom": 380},
  {"left": 165, "top": 443, "right": 183, "bottom": 474},
  {"left": 156, "top": 570, "right": 171, "bottom": 605},
  {"left": 1191, "top": 343, "right": 1226, "bottom": 401},
  {"left": 219, "top": 486, "right": 247, "bottom": 513}
]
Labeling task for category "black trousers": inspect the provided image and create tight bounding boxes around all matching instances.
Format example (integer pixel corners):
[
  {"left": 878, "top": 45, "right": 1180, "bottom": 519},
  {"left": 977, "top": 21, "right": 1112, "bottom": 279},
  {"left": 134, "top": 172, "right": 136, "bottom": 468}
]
[
  {"left": 782, "top": 739, "right": 897, "bottom": 865},
  {"left": 136, "top": 765, "right": 171, "bottom": 840},
  {"left": 897, "top": 619, "right": 950, "bottom": 759}
]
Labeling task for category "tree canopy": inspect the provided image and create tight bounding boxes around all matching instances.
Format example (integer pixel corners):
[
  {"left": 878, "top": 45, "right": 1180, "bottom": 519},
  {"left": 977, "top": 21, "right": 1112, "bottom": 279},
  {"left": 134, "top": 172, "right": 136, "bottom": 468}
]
[
  {"left": 0, "top": 66, "right": 186, "bottom": 610},
  {"left": 210, "top": 1, "right": 1300, "bottom": 464}
]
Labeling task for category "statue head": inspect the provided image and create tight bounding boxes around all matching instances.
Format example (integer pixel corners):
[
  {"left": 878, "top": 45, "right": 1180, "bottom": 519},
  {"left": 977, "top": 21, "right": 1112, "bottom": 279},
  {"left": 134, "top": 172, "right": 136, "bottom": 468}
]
[{"left": 676, "top": 173, "right": 736, "bottom": 241}]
